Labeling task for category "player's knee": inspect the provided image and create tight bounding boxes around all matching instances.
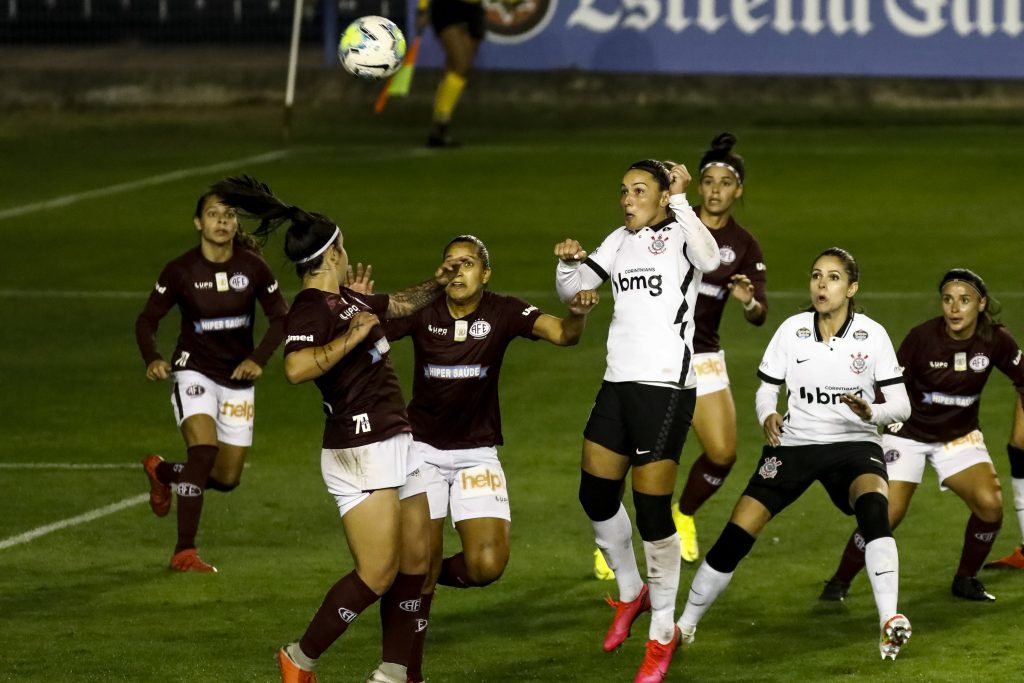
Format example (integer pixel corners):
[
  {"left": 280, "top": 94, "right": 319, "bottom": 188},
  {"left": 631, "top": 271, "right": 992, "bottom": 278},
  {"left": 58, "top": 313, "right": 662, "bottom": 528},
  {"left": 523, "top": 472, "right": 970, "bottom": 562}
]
[
  {"left": 854, "top": 491, "right": 891, "bottom": 543},
  {"left": 205, "top": 476, "right": 239, "bottom": 492},
  {"left": 705, "top": 522, "right": 756, "bottom": 573},
  {"left": 704, "top": 448, "right": 737, "bottom": 468},
  {"left": 579, "top": 470, "right": 624, "bottom": 522},
  {"left": 466, "top": 549, "right": 508, "bottom": 586},
  {"left": 972, "top": 491, "right": 1004, "bottom": 523},
  {"left": 359, "top": 560, "right": 400, "bottom": 596},
  {"left": 633, "top": 491, "right": 674, "bottom": 542}
]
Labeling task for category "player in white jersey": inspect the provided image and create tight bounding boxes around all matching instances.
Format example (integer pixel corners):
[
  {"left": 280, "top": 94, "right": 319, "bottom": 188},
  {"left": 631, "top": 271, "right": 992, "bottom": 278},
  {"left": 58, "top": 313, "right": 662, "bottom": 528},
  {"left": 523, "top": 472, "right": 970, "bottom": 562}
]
[
  {"left": 555, "top": 159, "right": 720, "bottom": 683},
  {"left": 675, "top": 248, "right": 915, "bottom": 663}
]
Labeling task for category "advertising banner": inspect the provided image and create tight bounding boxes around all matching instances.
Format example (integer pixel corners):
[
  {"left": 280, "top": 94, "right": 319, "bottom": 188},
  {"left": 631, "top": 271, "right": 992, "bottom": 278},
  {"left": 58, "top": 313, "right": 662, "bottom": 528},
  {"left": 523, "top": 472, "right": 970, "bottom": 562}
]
[{"left": 413, "top": 1, "right": 1024, "bottom": 78}]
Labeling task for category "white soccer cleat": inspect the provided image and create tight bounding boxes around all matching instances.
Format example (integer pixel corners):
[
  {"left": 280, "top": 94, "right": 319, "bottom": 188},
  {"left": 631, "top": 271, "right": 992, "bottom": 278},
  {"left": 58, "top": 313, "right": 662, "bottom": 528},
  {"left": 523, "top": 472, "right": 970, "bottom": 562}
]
[
  {"left": 678, "top": 625, "right": 696, "bottom": 649},
  {"left": 879, "top": 614, "right": 912, "bottom": 660}
]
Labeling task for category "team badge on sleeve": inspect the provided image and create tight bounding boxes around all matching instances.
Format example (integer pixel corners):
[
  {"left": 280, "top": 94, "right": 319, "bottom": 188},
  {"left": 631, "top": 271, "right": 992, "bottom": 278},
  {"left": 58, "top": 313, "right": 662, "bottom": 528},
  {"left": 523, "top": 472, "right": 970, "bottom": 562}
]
[
  {"left": 796, "top": 327, "right": 811, "bottom": 339},
  {"left": 853, "top": 329, "right": 869, "bottom": 340},
  {"left": 758, "top": 456, "right": 782, "bottom": 480}
]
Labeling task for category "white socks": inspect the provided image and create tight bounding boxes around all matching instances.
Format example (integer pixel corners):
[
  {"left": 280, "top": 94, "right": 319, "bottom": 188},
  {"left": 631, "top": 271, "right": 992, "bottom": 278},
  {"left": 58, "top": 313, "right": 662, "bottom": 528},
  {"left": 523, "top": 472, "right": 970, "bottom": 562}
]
[
  {"left": 644, "top": 534, "right": 681, "bottom": 643},
  {"left": 1012, "top": 478, "right": 1024, "bottom": 544},
  {"left": 864, "top": 537, "right": 900, "bottom": 624},
  {"left": 677, "top": 560, "right": 733, "bottom": 635},
  {"left": 594, "top": 504, "right": 644, "bottom": 602}
]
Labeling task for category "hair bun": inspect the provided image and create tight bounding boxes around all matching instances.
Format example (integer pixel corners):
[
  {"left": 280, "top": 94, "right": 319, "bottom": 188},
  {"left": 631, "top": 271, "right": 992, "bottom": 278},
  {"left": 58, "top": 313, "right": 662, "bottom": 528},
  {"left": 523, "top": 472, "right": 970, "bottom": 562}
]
[{"left": 710, "top": 132, "right": 737, "bottom": 152}]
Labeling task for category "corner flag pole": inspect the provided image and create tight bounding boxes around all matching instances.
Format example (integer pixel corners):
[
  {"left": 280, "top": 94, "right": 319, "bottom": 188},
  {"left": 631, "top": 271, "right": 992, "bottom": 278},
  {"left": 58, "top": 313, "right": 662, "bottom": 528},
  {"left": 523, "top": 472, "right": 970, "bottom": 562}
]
[{"left": 283, "top": 0, "right": 305, "bottom": 142}]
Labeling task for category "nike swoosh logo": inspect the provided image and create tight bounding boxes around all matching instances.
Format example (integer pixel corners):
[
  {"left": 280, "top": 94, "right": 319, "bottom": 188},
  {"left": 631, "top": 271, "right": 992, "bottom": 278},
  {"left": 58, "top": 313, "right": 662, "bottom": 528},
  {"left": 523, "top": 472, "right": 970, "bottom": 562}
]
[
  {"left": 636, "top": 449, "right": 651, "bottom": 455},
  {"left": 870, "top": 457, "right": 884, "bottom": 466},
  {"left": 874, "top": 570, "right": 894, "bottom": 576},
  {"left": 796, "top": 358, "right": 810, "bottom": 364}
]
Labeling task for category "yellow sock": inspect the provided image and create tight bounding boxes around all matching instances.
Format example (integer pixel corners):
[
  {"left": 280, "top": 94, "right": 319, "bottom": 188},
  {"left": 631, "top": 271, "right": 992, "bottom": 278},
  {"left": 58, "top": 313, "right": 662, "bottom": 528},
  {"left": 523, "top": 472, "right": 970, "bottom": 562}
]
[{"left": 433, "top": 71, "right": 467, "bottom": 123}]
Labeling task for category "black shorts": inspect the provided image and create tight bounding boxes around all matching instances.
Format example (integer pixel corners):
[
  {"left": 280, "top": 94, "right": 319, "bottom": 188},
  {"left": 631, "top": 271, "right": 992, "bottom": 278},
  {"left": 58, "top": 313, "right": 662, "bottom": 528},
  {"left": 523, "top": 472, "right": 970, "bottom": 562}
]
[
  {"left": 584, "top": 382, "right": 695, "bottom": 465},
  {"left": 431, "top": 0, "right": 486, "bottom": 41},
  {"left": 742, "top": 441, "right": 888, "bottom": 517}
]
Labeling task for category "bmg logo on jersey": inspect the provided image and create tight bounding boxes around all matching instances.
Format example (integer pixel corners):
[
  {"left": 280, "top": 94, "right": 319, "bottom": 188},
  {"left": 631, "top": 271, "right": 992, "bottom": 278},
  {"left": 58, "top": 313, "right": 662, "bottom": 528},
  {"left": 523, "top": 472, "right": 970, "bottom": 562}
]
[
  {"left": 798, "top": 386, "right": 863, "bottom": 405},
  {"left": 612, "top": 268, "right": 663, "bottom": 297}
]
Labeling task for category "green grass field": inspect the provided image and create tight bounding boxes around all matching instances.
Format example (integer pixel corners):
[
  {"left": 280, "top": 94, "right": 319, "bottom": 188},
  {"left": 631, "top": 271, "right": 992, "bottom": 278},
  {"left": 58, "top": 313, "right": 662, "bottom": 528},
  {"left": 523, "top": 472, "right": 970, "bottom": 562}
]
[{"left": 2, "top": 103, "right": 1024, "bottom": 681}]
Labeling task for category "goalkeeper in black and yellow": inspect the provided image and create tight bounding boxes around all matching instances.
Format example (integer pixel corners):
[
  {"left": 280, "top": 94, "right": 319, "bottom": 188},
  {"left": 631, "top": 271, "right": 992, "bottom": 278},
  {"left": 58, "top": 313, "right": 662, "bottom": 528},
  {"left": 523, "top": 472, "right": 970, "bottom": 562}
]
[{"left": 417, "top": 0, "right": 484, "bottom": 148}]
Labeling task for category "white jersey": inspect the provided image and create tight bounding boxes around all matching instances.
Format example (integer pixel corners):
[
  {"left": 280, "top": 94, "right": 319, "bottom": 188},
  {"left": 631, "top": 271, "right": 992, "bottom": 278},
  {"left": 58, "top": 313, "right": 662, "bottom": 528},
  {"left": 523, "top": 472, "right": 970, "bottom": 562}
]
[
  {"left": 556, "top": 194, "right": 720, "bottom": 387},
  {"left": 757, "top": 311, "right": 904, "bottom": 446}
]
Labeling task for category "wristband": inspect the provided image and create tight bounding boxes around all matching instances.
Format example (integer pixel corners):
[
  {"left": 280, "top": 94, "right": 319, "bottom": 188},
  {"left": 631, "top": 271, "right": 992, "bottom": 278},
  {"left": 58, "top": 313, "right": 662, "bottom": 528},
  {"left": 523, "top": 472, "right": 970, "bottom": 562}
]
[{"left": 743, "top": 298, "right": 758, "bottom": 312}]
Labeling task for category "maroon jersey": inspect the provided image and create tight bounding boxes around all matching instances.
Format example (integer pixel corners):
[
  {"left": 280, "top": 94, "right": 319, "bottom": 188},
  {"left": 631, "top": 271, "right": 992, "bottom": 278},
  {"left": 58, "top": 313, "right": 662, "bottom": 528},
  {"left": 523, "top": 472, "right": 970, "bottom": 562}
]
[
  {"left": 135, "top": 246, "right": 288, "bottom": 389},
  {"left": 692, "top": 215, "right": 767, "bottom": 353},
  {"left": 894, "top": 317, "right": 1024, "bottom": 443},
  {"left": 285, "top": 287, "right": 409, "bottom": 449},
  {"left": 384, "top": 291, "right": 543, "bottom": 450}
]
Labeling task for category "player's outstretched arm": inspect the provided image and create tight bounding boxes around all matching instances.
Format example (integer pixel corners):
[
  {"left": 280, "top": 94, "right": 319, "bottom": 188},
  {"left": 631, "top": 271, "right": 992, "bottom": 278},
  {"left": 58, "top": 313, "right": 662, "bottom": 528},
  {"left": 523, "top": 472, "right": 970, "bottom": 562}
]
[
  {"left": 284, "top": 312, "right": 380, "bottom": 383},
  {"left": 532, "top": 289, "right": 600, "bottom": 346},
  {"left": 386, "top": 255, "right": 469, "bottom": 318}
]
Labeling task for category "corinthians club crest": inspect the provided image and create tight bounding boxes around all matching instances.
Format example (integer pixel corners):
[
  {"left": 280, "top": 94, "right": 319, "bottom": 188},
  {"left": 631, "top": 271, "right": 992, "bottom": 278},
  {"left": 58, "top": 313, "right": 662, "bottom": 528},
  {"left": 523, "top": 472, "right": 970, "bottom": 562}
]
[
  {"left": 850, "top": 352, "right": 869, "bottom": 375},
  {"left": 758, "top": 456, "right": 782, "bottom": 480},
  {"left": 649, "top": 234, "right": 669, "bottom": 255}
]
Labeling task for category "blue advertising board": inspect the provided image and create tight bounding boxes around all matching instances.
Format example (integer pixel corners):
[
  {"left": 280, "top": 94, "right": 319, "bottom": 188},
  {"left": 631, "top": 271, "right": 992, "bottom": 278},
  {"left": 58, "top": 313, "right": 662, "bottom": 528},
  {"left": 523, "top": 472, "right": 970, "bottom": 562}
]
[{"left": 410, "top": 0, "right": 1024, "bottom": 78}]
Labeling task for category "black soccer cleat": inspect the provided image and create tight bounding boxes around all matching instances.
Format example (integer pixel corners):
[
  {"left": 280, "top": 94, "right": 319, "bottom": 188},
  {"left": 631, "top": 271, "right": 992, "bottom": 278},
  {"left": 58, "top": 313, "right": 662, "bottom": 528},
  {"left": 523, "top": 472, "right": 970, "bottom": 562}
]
[
  {"left": 819, "top": 579, "right": 850, "bottom": 602},
  {"left": 951, "top": 575, "right": 995, "bottom": 602}
]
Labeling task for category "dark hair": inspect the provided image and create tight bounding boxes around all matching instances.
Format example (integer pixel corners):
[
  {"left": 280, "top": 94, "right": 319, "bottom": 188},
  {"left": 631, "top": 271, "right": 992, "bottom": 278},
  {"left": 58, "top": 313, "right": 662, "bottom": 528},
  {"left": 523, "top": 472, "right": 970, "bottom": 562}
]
[
  {"left": 627, "top": 159, "right": 672, "bottom": 192},
  {"left": 207, "top": 176, "right": 340, "bottom": 278},
  {"left": 699, "top": 132, "right": 745, "bottom": 185},
  {"left": 939, "top": 268, "right": 1002, "bottom": 341},
  {"left": 444, "top": 234, "right": 491, "bottom": 270},
  {"left": 808, "top": 247, "right": 860, "bottom": 314},
  {"left": 193, "top": 190, "right": 261, "bottom": 253}
]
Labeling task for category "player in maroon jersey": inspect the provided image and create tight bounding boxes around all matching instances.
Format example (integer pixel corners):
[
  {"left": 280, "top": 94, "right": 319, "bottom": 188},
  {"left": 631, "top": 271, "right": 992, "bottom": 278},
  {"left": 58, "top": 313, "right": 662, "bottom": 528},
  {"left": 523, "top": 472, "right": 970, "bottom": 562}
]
[
  {"left": 986, "top": 396, "right": 1024, "bottom": 568},
  {"left": 820, "top": 268, "right": 1024, "bottom": 602},
  {"left": 346, "top": 235, "right": 597, "bottom": 683},
  {"left": 200, "top": 176, "right": 468, "bottom": 683},
  {"left": 135, "top": 182, "right": 288, "bottom": 573},
  {"left": 592, "top": 133, "right": 768, "bottom": 579}
]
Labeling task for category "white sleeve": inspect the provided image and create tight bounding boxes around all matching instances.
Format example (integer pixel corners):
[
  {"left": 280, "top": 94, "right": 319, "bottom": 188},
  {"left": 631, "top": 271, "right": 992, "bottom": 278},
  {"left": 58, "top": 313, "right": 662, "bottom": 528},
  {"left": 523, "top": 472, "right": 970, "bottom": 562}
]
[
  {"left": 669, "top": 193, "right": 720, "bottom": 273},
  {"left": 869, "top": 382, "right": 911, "bottom": 427},
  {"left": 555, "top": 229, "right": 619, "bottom": 304},
  {"left": 757, "top": 320, "right": 790, "bottom": 384},
  {"left": 755, "top": 381, "right": 782, "bottom": 426}
]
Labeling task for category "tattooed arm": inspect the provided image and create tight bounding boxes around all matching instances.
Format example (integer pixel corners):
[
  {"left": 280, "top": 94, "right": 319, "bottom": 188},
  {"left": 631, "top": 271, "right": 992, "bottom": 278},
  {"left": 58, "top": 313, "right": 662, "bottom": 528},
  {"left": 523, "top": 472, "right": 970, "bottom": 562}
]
[
  {"left": 284, "top": 311, "right": 379, "bottom": 384},
  {"left": 385, "top": 254, "right": 468, "bottom": 319}
]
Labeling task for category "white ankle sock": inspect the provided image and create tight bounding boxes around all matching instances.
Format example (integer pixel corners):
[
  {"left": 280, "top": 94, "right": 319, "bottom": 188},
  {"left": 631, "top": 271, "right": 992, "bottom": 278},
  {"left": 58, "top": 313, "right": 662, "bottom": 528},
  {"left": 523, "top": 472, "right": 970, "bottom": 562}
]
[
  {"left": 864, "top": 537, "right": 900, "bottom": 624},
  {"left": 644, "top": 534, "right": 681, "bottom": 643},
  {"left": 1011, "top": 477, "right": 1024, "bottom": 544},
  {"left": 594, "top": 504, "right": 644, "bottom": 602}
]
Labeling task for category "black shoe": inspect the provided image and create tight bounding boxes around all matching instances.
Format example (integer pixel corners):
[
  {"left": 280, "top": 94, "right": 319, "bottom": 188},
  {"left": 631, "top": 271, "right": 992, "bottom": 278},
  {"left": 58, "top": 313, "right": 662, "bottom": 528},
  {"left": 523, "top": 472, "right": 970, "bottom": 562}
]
[
  {"left": 426, "top": 132, "right": 462, "bottom": 148},
  {"left": 951, "top": 575, "right": 996, "bottom": 601},
  {"left": 819, "top": 579, "right": 850, "bottom": 602}
]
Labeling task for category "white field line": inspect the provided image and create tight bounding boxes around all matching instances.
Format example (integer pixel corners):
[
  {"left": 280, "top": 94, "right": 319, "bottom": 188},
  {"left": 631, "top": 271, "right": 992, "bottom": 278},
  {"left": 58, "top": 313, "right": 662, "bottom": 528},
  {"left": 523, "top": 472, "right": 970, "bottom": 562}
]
[
  {"left": 0, "top": 150, "right": 290, "bottom": 221},
  {"left": 0, "top": 493, "right": 148, "bottom": 551},
  {"left": 1, "top": 289, "right": 1023, "bottom": 300}
]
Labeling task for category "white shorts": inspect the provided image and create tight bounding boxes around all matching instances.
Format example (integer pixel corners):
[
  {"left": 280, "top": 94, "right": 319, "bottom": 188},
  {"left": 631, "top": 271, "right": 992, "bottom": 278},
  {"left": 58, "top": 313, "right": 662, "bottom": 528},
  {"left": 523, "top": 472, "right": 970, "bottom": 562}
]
[
  {"left": 883, "top": 430, "right": 992, "bottom": 489},
  {"left": 171, "top": 370, "right": 254, "bottom": 447},
  {"left": 321, "top": 432, "right": 424, "bottom": 518},
  {"left": 414, "top": 441, "right": 511, "bottom": 524},
  {"left": 692, "top": 351, "right": 730, "bottom": 397}
]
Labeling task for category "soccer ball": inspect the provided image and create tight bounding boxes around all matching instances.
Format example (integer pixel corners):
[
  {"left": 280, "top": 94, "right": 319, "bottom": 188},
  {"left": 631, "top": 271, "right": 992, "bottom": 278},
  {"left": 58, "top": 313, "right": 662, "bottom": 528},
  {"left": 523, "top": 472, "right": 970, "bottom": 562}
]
[{"left": 338, "top": 16, "right": 407, "bottom": 80}]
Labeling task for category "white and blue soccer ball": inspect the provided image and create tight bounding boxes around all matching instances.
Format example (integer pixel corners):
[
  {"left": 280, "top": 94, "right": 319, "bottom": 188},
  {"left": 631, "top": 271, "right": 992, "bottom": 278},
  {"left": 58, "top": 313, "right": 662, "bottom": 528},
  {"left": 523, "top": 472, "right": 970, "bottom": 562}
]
[{"left": 338, "top": 15, "right": 407, "bottom": 80}]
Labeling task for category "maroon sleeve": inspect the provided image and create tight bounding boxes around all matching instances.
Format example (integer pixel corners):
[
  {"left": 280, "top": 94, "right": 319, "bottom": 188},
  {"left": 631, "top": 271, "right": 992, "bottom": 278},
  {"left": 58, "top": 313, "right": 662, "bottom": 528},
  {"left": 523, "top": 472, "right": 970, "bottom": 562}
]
[
  {"left": 506, "top": 295, "right": 544, "bottom": 339},
  {"left": 134, "top": 262, "right": 178, "bottom": 366},
  {"left": 284, "top": 295, "right": 329, "bottom": 355},
  {"left": 249, "top": 261, "right": 289, "bottom": 367},
  {"left": 994, "top": 327, "right": 1024, "bottom": 402},
  {"left": 383, "top": 309, "right": 417, "bottom": 342}
]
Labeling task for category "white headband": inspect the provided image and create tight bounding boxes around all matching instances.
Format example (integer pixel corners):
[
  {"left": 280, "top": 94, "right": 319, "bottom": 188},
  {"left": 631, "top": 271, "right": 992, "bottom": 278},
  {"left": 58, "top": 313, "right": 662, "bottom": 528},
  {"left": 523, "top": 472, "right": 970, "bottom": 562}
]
[
  {"left": 700, "top": 161, "right": 742, "bottom": 185},
  {"left": 297, "top": 226, "right": 340, "bottom": 264}
]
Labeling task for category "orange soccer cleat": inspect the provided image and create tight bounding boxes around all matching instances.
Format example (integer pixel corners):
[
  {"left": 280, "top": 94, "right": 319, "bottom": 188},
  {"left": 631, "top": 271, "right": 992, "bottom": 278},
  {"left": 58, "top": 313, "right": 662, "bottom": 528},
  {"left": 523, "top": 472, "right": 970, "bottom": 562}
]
[
  {"left": 277, "top": 647, "right": 317, "bottom": 683},
  {"left": 603, "top": 584, "right": 651, "bottom": 652},
  {"left": 634, "top": 626, "right": 681, "bottom": 683},
  {"left": 170, "top": 548, "right": 217, "bottom": 573},
  {"left": 984, "top": 545, "right": 1024, "bottom": 570},
  {"left": 142, "top": 454, "right": 171, "bottom": 517}
]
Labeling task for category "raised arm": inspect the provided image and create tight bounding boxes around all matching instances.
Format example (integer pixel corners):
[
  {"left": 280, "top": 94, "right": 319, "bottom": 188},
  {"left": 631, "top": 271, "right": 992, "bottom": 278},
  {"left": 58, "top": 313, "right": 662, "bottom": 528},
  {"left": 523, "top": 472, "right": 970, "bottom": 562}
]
[
  {"left": 668, "top": 163, "right": 720, "bottom": 273},
  {"left": 554, "top": 238, "right": 609, "bottom": 304},
  {"left": 385, "top": 255, "right": 468, "bottom": 319}
]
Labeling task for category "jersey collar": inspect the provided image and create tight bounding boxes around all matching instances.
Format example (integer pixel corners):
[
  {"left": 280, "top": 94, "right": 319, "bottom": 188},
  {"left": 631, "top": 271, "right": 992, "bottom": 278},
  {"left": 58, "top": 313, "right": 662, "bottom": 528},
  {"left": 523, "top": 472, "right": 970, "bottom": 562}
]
[
  {"left": 812, "top": 311, "right": 854, "bottom": 342},
  {"left": 649, "top": 215, "right": 675, "bottom": 232}
]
